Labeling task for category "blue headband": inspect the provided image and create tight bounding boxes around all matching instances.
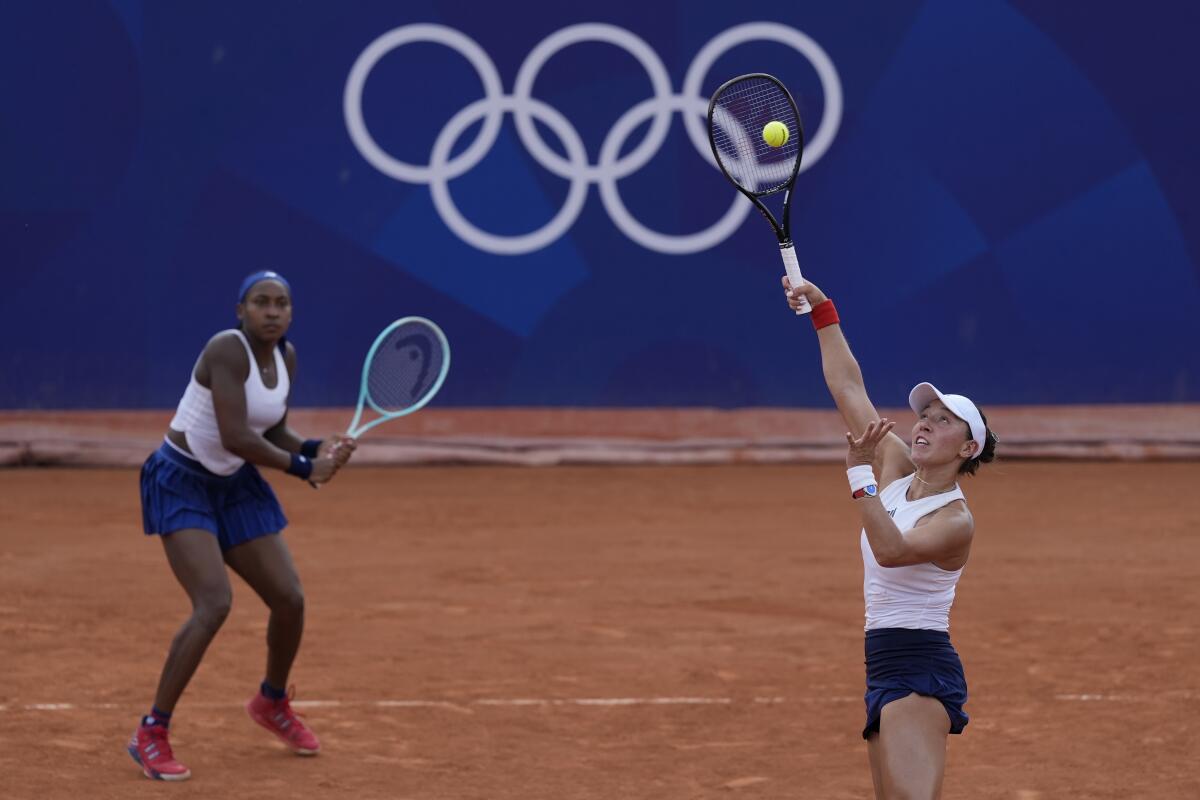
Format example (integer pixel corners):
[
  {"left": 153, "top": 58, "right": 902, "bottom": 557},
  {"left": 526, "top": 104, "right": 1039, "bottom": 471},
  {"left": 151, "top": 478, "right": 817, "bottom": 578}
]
[{"left": 237, "top": 270, "right": 291, "bottom": 302}]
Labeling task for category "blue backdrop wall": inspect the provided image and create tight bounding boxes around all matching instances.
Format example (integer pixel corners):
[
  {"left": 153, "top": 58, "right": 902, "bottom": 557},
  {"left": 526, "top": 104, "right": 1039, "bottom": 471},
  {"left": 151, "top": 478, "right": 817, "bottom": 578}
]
[{"left": 3, "top": 1, "right": 1198, "bottom": 409}]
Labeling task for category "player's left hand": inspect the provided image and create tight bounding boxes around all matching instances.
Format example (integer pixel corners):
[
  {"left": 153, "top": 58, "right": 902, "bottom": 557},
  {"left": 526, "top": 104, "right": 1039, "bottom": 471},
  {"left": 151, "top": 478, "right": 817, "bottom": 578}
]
[
  {"left": 846, "top": 418, "right": 895, "bottom": 467},
  {"left": 321, "top": 435, "right": 358, "bottom": 469}
]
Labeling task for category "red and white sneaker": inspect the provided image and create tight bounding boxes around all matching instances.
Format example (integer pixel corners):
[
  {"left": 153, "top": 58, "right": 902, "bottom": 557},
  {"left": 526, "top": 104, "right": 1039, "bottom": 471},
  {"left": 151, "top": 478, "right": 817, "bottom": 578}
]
[
  {"left": 127, "top": 722, "right": 191, "bottom": 781},
  {"left": 246, "top": 687, "right": 321, "bottom": 755}
]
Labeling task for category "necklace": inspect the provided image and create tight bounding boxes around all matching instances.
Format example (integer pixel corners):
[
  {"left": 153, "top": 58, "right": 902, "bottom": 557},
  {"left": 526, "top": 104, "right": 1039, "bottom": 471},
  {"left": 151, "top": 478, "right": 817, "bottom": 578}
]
[{"left": 912, "top": 470, "right": 956, "bottom": 496}]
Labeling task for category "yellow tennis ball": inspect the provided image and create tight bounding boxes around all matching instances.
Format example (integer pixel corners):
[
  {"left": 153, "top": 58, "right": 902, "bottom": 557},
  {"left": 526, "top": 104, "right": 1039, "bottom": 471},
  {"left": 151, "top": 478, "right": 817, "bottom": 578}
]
[{"left": 762, "top": 120, "right": 789, "bottom": 148}]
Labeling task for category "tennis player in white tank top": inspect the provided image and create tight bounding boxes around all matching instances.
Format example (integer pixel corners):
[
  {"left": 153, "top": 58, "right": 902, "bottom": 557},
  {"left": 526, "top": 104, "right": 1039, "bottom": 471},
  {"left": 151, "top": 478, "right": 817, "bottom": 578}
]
[
  {"left": 129, "top": 271, "right": 357, "bottom": 781},
  {"left": 783, "top": 275, "right": 997, "bottom": 800}
]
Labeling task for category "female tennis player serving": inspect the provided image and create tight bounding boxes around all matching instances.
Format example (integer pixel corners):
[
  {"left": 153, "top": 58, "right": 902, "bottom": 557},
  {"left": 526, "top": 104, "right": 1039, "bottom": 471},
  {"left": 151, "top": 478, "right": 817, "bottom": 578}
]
[
  {"left": 128, "top": 270, "right": 356, "bottom": 781},
  {"left": 783, "top": 276, "right": 997, "bottom": 799}
]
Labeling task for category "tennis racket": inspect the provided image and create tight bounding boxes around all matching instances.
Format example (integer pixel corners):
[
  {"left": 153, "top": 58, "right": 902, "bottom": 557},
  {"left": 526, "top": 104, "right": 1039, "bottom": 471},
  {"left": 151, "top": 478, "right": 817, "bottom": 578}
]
[
  {"left": 343, "top": 316, "right": 451, "bottom": 439},
  {"left": 309, "top": 317, "right": 449, "bottom": 487},
  {"left": 707, "top": 73, "right": 811, "bottom": 314},
  {"left": 314, "top": 316, "right": 451, "bottom": 482}
]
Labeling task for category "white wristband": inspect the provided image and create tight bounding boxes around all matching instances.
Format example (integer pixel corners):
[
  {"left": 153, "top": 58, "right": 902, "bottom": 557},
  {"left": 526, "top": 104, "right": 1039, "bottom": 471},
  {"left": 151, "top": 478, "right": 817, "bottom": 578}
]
[{"left": 847, "top": 465, "right": 876, "bottom": 493}]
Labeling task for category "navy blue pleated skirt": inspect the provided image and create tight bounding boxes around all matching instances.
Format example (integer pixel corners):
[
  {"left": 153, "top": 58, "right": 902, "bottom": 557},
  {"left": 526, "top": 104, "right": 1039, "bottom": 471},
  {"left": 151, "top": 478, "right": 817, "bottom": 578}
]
[
  {"left": 863, "top": 628, "right": 969, "bottom": 739},
  {"left": 140, "top": 442, "right": 288, "bottom": 551}
]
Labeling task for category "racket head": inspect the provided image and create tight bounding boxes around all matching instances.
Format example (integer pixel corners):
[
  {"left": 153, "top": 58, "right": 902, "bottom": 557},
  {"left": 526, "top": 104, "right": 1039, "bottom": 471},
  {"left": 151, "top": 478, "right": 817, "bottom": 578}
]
[
  {"left": 707, "top": 73, "right": 806, "bottom": 199},
  {"left": 348, "top": 316, "right": 450, "bottom": 437}
]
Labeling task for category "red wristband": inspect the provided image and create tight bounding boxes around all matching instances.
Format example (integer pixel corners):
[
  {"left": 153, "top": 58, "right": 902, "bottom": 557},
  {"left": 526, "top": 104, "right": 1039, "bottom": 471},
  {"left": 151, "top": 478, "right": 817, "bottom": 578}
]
[{"left": 811, "top": 299, "right": 840, "bottom": 330}]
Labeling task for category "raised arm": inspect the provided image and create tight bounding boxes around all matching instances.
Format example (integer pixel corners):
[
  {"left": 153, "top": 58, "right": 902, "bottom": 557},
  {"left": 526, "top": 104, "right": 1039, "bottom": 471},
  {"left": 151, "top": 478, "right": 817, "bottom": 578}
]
[{"left": 783, "top": 276, "right": 912, "bottom": 484}]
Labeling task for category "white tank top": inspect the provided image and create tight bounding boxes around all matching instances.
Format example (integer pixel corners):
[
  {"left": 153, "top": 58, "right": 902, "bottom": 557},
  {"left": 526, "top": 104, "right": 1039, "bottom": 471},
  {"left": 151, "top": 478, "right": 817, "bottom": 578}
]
[
  {"left": 168, "top": 330, "right": 289, "bottom": 476},
  {"left": 861, "top": 473, "right": 966, "bottom": 632}
]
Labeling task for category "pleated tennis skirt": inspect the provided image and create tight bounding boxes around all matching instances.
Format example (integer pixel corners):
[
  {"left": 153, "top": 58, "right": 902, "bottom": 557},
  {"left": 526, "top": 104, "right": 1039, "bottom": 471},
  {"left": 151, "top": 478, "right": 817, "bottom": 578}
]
[
  {"left": 863, "top": 627, "right": 969, "bottom": 738},
  {"left": 140, "top": 441, "right": 287, "bottom": 551}
]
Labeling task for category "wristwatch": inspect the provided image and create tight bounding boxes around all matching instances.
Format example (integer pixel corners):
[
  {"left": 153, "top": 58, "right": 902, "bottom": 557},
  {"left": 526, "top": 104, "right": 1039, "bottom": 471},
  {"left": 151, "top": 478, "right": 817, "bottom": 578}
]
[{"left": 851, "top": 484, "right": 878, "bottom": 500}]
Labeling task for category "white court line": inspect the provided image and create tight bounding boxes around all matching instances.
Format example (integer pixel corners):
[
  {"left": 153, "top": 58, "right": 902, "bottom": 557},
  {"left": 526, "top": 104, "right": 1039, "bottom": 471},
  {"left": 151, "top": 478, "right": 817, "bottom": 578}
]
[
  {"left": 474, "top": 697, "right": 735, "bottom": 707},
  {"left": 1, "top": 696, "right": 801, "bottom": 712},
  {"left": 0, "top": 693, "right": 1191, "bottom": 713},
  {"left": 1055, "top": 692, "right": 1199, "bottom": 702}
]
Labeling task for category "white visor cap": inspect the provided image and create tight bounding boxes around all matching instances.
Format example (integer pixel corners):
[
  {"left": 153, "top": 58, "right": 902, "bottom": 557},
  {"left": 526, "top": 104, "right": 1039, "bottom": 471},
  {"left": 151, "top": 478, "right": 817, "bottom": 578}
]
[{"left": 908, "top": 382, "right": 987, "bottom": 461}]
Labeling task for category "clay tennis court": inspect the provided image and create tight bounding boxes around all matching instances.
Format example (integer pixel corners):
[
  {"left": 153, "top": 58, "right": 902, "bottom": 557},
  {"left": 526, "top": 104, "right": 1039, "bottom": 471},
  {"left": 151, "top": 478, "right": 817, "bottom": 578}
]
[{"left": 3, "top": 454, "right": 1198, "bottom": 798}]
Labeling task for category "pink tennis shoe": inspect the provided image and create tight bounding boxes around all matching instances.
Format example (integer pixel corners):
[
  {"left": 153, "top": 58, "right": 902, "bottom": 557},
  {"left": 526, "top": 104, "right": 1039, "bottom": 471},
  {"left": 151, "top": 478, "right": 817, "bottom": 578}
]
[
  {"left": 127, "top": 722, "right": 192, "bottom": 781},
  {"left": 245, "top": 687, "right": 321, "bottom": 755}
]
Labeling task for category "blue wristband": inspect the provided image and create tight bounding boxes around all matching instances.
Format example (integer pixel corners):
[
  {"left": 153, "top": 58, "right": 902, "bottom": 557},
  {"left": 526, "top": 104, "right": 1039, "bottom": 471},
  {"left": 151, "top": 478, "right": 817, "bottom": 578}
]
[
  {"left": 300, "top": 439, "right": 322, "bottom": 459},
  {"left": 286, "top": 453, "right": 313, "bottom": 480}
]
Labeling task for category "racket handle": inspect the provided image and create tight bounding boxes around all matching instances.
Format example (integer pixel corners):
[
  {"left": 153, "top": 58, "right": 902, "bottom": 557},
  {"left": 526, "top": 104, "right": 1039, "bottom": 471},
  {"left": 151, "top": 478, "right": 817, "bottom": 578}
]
[{"left": 779, "top": 243, "right": 812, "bottom": 315}]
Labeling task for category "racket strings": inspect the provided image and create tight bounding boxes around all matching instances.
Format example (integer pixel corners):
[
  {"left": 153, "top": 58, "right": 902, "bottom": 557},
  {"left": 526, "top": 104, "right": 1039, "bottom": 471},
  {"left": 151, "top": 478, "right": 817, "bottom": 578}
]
[
  {"left": 710, "top": 77, "right": 801, "bottom": 194},
  {"left": 365, "top": 321, "right": 447, "bottom": 413}
]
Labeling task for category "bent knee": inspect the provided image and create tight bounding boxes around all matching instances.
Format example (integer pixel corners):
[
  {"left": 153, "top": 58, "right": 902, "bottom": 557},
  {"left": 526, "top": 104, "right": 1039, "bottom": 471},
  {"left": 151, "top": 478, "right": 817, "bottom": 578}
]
[
  {"left": 271, "top": 587, "right": 305, "bottom": 616},
  {"left": 193, "top": 592, "right": 232, "bottom": 631}
]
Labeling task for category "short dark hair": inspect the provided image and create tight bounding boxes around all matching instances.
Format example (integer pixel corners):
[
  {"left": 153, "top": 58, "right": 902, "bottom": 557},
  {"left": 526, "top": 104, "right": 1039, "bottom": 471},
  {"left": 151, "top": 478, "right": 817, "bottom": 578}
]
[{"left": 958, "top": 408, "right": 997, "bottom": 476}]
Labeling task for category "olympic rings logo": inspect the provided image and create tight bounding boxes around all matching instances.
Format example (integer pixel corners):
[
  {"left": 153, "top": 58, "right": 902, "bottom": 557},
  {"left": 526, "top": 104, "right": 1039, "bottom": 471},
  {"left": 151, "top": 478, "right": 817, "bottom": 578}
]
[{"left": 344, "top": 22, "right": 842, "bottom": 255}]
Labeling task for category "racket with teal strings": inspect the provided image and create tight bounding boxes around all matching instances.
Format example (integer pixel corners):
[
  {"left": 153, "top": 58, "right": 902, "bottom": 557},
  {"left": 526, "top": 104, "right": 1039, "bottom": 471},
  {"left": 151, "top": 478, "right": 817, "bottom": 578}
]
[
  {"left": 344, "top": 316, "right": 450, "bottom": 438},
  {"left": 316, "top": 318, "right": 450, "bottom": 481}
]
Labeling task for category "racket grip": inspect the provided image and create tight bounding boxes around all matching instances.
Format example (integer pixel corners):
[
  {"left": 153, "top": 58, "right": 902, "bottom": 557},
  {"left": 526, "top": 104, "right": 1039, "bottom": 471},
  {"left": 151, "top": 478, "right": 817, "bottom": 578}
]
[{"left": 779, "top": 243, "right": 812, "bottom": 315}]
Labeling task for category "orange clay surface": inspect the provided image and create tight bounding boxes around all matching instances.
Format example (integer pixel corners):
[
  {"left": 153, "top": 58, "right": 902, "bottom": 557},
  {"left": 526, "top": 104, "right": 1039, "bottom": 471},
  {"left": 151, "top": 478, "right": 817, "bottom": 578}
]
[{"left": 1, "top": 462, "right": 1198, "bottom": 799}]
